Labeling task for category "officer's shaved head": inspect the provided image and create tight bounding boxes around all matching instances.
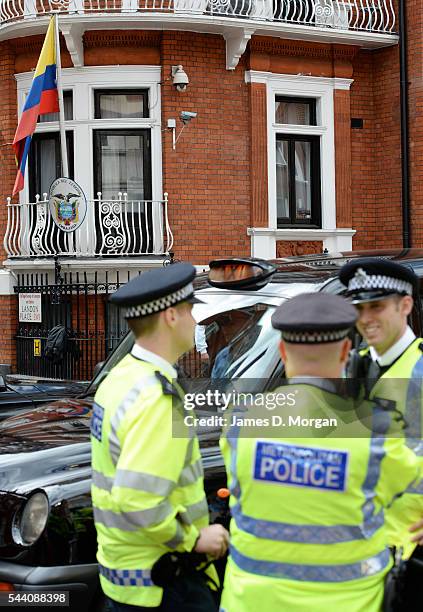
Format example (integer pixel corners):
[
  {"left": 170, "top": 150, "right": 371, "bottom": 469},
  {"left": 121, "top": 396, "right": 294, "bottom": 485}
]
[{"left": 279, "top": 338, "right": 351, "bottom": 379}]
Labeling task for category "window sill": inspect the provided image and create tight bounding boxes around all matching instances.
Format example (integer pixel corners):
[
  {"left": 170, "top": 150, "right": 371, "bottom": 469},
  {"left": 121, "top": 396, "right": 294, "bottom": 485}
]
[
  {"left": 247, "top": 227, "right": 356, "bottom": 258},
  {"left": 248, "top": 228, "right": 356, "bottom": 240}
]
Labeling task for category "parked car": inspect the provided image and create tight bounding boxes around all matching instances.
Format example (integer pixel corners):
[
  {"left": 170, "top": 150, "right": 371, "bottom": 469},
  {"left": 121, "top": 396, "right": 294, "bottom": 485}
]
[
  {"left": 1, "top": 250, "right": 423, "bottom": 611},
  {"left": 0, "top": 375, "right": 87, "bottom": 420}
]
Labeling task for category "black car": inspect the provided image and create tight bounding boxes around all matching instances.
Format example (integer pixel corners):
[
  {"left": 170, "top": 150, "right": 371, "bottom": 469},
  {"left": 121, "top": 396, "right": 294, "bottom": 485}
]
[
  {"left": 1, "top": 250, "right": 423, "bottom": 611},
  {"left": 0, "top": 375, "right": 87, "bottom": 420}
]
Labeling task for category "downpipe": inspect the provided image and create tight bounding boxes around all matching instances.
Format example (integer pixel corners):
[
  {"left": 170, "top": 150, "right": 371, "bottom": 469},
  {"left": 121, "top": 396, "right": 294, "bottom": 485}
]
[{"left": 399, "top": 0, "right": 411, "bottom": 247}]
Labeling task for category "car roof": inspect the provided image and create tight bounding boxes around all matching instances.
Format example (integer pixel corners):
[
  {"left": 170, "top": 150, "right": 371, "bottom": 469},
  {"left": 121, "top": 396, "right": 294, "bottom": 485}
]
[
  {"left": 270, "top": 248, "right": 423, "bottom": 279},
  {"left": 197, "top": 249, "right": 423, "bottom": 288}
]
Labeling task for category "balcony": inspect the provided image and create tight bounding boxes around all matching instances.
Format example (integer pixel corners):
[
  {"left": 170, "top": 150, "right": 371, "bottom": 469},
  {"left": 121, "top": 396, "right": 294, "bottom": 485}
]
[
  {"left": 3, "top": 192, "right": 174, "bottom": 261},
  {"left": 0, "top": 0, "right": 398, "bottom": 69}
]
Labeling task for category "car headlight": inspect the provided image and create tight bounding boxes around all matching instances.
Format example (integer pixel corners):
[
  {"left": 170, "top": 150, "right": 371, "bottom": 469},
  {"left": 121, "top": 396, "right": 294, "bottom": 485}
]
[{"left": 13, "top": 492, "right": 49, "bottom": 546}]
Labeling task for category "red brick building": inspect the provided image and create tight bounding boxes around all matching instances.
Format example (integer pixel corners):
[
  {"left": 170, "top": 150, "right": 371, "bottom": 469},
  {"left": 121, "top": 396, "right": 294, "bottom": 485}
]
[{"left": 0, "top": 0, "right": 416, "bottom": 376}]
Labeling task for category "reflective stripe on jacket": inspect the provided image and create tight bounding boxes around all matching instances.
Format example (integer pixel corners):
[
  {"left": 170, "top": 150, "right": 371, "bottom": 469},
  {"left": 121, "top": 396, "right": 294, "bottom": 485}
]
[
  {"left": 90, "top": 353, "right": 210, "bottom": 607},
  {"left": 220, "top": 383, "right": 423, "bottom": 612}
]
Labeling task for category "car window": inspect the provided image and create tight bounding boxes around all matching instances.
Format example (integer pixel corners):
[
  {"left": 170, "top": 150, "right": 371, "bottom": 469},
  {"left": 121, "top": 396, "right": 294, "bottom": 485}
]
[
  {"left": 178, "top": 304, "right": 282, "bottom": 393},
  {"left": 85, "top": 331, "right": 134, "bottom": 395}
]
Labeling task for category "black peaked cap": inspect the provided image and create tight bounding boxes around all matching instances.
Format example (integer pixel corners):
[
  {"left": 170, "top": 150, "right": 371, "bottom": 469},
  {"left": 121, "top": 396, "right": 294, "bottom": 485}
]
[
  {"left": 339, "top": 258, "right": 417, "bottom": 303},
  {"left": 272, "top": 293, "right": 357, "bottom": 344},
  {"left": 110, "top": 263, "right": 202, "bottom": 317}
]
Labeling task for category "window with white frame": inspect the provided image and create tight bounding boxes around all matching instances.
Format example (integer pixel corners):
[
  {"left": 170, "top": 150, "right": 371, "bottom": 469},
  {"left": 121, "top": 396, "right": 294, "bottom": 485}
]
[
  {"left": 257, "top": 73, "right": 339, "bottom": 235},
  {"left": 275, "top": 96, "right": 321, "bottom": 227},
  {"left": 274, "top": 96, "right": 321, "bottom": 228},
  {"left": 16, "top": 67, "right": 162, "bottom": 204},
  {"left": 16, "top": 66, "right": 163, "bottom": 255}
]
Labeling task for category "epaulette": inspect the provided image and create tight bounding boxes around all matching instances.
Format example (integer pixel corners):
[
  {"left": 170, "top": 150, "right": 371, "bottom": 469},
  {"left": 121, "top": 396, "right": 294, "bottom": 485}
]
[{"left": 154, "top": 371, "right": 182, "bottom": 400}]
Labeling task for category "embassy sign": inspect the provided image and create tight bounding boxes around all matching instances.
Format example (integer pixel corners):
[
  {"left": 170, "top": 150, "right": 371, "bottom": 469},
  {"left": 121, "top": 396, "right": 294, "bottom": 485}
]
[
  {"left": 49, "top": 177, "right": 87, "bottom": 233},
  {"left": 19, "top": 293, "right": 42, "bottom": 323}
]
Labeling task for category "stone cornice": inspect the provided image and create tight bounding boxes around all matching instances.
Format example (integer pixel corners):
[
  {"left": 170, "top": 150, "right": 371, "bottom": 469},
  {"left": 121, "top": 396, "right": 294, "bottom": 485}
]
[
  {"left": 250, "top": 36, "right": 332, "bottom": 58},
  {"left": 250, "top": 35, "right": 358, "bottom": 61},
  {"left": 10, "top": 35, "right": 46, "bottom": 54},
  {"left": 83, "top": 30, "right": 161, "bottom": 49}
]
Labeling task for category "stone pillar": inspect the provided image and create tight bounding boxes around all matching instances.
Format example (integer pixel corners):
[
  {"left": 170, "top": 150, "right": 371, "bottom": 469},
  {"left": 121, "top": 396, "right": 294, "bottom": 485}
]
[{"left": 250, "top": 82, "right": 268, "bottom": 228}]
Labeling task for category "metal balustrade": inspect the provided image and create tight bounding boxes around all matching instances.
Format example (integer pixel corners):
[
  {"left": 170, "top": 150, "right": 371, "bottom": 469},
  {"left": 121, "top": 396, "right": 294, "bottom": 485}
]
[
  {"left": 0, "top": 0, "right": 396, "bottom": 34},
  {"left": 3, "top": 192, "right": 174, "bottom": 258}
]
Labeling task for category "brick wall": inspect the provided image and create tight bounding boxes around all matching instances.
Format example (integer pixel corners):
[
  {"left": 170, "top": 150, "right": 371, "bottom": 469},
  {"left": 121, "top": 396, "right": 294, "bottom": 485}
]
[
  {"left": 160, "top": 31, "right": 251, "bottom": 262},
  {"left": 350, "top": 50, "right": 377, "bottom": 249},
  {"left": 0, "top": 42, "right": 17, "bottom": 263},
  {"left": 407, "top": 0, "right": 423, "bottom": 247},
  {"left": 0, "top": 294, "right": 18, "bottom": 369}
]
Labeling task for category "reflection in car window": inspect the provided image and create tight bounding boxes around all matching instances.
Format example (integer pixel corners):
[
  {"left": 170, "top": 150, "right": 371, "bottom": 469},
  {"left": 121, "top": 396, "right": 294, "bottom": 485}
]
[{"left": 179, "top": 304, "right": 281, "bottom": 392}]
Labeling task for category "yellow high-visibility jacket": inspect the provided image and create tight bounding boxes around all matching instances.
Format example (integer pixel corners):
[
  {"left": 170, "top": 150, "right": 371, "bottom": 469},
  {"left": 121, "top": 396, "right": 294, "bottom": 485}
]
[
  {"left": 91, "top": 352, "right": 214, "bottom": 607},
  {"left": 220, "top": 382, "right": 423, "bottom": 612},
  {"left": 360, "top": 338, "right": 423, "bottom": 557}
]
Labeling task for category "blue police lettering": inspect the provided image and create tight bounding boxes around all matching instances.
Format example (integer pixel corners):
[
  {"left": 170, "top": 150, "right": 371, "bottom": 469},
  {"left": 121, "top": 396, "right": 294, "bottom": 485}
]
[
  {"left": 91, "top": 402, "right": 104, "bottom": 442},
  {"left": 254, "top": 441, "right": 348, "bottom": 492}
]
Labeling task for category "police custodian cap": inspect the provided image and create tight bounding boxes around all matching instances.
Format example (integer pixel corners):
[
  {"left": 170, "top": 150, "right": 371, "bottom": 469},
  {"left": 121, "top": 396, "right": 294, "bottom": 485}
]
[
  {"left": 110, "top": 263, "right": 203, "bottom": 319},
  {"left": 339, "top": 258, "right": 417, "bottom": 304},
  {"left": 271, "top": 293, "right": 357, "bottom": 344}
]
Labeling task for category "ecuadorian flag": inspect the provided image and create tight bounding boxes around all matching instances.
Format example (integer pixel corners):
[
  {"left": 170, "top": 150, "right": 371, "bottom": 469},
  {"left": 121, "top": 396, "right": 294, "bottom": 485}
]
[{"left": 12, "top": 16, "right": 59, "bottom": 195}]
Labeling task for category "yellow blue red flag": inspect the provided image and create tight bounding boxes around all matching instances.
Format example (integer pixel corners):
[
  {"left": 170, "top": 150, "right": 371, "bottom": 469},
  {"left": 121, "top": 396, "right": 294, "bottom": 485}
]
[{"left": 12, "top": 16, "right": 59, "bottom": 195}]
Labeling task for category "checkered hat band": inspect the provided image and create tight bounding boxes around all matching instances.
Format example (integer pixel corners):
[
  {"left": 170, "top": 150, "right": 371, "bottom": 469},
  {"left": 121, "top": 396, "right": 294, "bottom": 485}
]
[
  {"left": 125, "top": 282, "right": 194, "bottom": 318},
  {"left": 348, "top": 274, "right": 413, "bottom": 296},
  {"left": 281, "top": 328, "right": 350, "bottom": 344}
]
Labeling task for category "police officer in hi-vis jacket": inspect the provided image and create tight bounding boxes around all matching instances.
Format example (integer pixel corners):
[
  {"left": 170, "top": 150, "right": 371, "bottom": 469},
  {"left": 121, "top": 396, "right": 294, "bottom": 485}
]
[
  {"left": 90, "top": 263, "right": 229, "bottom": 611},
  {"left": 340, "top": 258, "right": 423, "bottom": 557},
  {"left": 219, "top": 293, "right": 423, "bottom": 612}
]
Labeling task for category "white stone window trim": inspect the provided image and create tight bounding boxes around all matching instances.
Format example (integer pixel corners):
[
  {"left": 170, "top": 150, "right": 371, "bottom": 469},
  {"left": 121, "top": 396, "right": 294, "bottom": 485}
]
[
  {"left": 245, "top": 71, "right": 355, "bottom": 256},
  {"left": 15, "top": 66, "right": 162, "bottom": 204}
]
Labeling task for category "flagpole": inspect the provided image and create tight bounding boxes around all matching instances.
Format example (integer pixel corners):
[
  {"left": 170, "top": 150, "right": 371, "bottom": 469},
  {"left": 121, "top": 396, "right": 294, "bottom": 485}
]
[{"left": 54, "top": 14, "right": 69, "bottom": 178}]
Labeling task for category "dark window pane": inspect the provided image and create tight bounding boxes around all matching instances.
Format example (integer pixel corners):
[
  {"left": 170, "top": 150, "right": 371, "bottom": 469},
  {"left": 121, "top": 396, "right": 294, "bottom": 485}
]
[
  {"left": 96, "top": 133, "right": 148, "bottom": 200},
  {"left": 95, "top": 91, "right": 148, "bottom": 119},
  {"left": 38, "top": 91, "right": 73, "bottom": 123},
  {"left": 276, "top": 135, "right": 320, "bottom": 227},
  {"left": 29, "top": 132, "right": 74, "bottom": 200},
  {"left": 295, "top": 140, "right": 312, "bottom": 220},
  {"left": 276, "top": 140, "right": 290, "bottom": 219}
]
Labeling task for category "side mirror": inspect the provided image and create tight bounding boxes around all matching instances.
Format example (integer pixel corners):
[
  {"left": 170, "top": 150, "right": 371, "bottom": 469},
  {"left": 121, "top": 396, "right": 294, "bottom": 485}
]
[
  {"left": 93, "top": 361, "right": 105, "bottom": 379},
  {"left": 0, "top": 375, "right": 7, "bottom": 391}
]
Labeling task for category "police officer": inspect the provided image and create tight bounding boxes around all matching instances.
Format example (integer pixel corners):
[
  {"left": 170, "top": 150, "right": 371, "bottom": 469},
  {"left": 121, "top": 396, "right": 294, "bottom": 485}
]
[
  {"left": 340, "top": 258, "right": 423, "bottom": 555},
  {"left": 90, "top": 263, "right": 229, "bottom": 611},
  {"left": 219, "top": 293, "right": 423, "bottom": 612}
]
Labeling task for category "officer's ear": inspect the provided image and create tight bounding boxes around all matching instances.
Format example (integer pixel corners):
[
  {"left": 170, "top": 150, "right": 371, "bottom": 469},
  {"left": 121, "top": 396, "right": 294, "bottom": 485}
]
[
  {"left": 161, "top": 306, "right": 178, "bottom": 328},
  {"left": 340, "top": 338, "right": 352, "bottom": 366},
  {"left": 399, "top": 295, "right": 413, "bottom": 317},
  {"left": 279, "top": 340, "right": 287, "bottom": 364}
]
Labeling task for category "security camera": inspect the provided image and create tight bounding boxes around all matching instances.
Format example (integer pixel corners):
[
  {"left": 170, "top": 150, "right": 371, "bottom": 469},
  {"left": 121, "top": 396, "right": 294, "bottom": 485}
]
[
  {"left": 172, "top": 65, "right": 189, "bottom": 92},
  {"left": 180, "top": 111, "right": 197, "bottom": 124}
]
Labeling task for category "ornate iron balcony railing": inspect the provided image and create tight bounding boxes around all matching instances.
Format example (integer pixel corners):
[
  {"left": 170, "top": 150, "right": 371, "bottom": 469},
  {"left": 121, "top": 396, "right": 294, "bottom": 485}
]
[
  {"left": 0, "top": 0, "right": 396, "bottom": 34},
  {"left": 3, "top": 192, "right": 174, "bottom": 258}
]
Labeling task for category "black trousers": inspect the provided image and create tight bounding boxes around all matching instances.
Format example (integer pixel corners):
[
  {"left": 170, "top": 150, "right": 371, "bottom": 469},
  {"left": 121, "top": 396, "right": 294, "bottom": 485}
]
[{"left": 105, "top": 572, "right": 219, "bottom": 612}]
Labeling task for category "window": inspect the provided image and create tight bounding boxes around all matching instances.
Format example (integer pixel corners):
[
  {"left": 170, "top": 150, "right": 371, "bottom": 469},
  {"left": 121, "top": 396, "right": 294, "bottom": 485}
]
[
  {"left": 94, "top": 90, "right": 148, "bottom": 119},
  {"left": 275, "top": 97, "right": 321, "bottom": 228},
  {"left": 38, "top": 91, "right": 73, "bottom": 123},
  {"left": 276, "top": 135, "right": 321, "bottom": 226},
  {"left": 29, "top": 132, "right": 74, "bottom": 200},
  {"left": 93, "top": 130, "right": 151, "bottom": 201},
  {"left": 17, "top": 67, "right": 163, "bottom": 255},
  {"left": 93, "top": 129, "right": 153, "bottom": 253},
  {"left": 275, "top": 97, "right": 316, "bottom": 125}
]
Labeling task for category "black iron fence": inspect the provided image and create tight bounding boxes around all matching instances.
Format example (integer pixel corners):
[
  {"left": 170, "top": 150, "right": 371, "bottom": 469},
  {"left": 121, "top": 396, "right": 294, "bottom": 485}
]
[{"left": 15, "top": 269, "right": 131, "bottom": 381}]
